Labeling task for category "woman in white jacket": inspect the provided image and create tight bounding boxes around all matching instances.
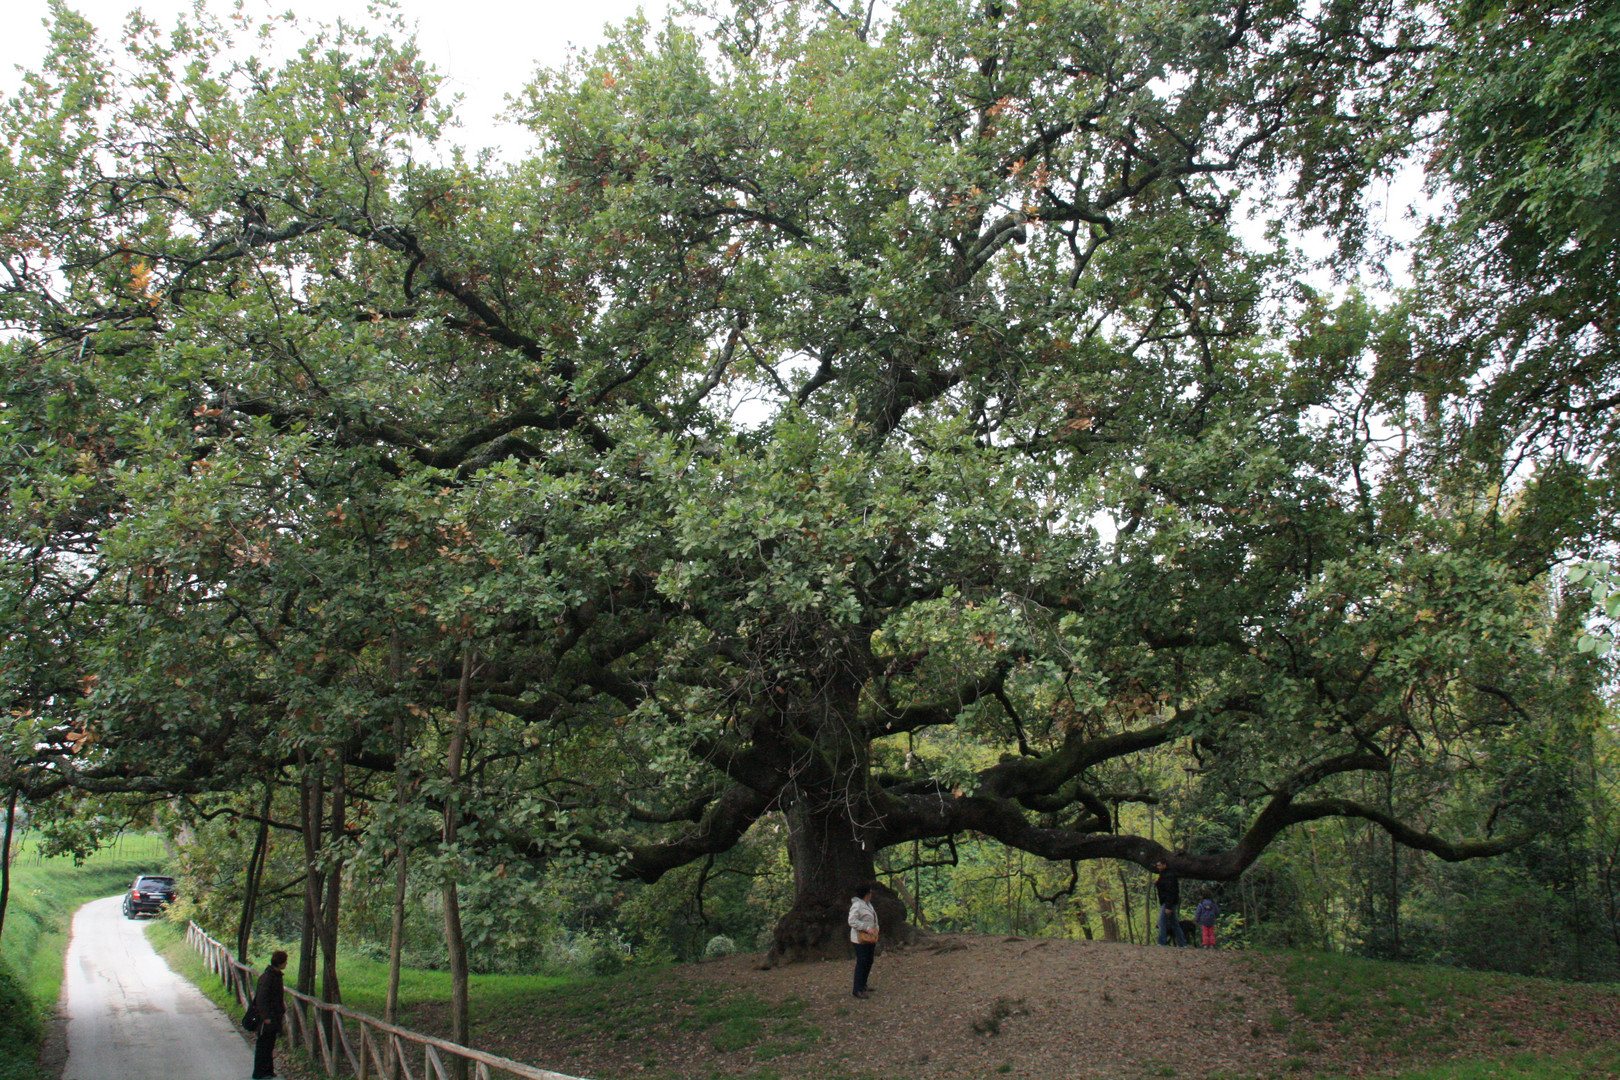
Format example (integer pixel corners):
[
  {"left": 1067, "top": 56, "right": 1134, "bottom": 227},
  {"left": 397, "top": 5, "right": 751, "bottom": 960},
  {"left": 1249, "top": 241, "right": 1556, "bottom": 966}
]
[{"left": 847, "top": 883, "right": 879, "bottom": 999}]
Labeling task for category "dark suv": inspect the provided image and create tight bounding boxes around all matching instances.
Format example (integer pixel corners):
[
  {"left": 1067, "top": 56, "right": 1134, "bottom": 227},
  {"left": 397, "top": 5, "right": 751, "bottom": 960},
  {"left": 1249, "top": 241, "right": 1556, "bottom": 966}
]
[{"left": 122, "top": 874, "right": 177, "bottom": 918}]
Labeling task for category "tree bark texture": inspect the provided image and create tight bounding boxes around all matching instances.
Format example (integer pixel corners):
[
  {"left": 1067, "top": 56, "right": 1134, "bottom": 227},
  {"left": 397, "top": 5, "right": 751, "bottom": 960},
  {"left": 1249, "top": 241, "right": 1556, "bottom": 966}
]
[
  {"left": 387, "top": 636, "right": 410, "bottom": 1028},
  {"left": 297, "top": 753, "right": 323, "bottom": 997},
  {"left": 236, "top": 781, "right": 273, "bottom": 962},
  {"left": 1095, "top": 876, "right": 1121, "bottom": 943},
  {"left": 0, "top": 784, "right": 17, "bottom": 941},
  {"left": 442, "top": 642, "right": 474, "bottom": 1079},
  {"left": 765, "top": 801, "right": 908, "bottom": 965},
  {"left": 321, "top": 757, "right": 346, "bottom": 1006}
]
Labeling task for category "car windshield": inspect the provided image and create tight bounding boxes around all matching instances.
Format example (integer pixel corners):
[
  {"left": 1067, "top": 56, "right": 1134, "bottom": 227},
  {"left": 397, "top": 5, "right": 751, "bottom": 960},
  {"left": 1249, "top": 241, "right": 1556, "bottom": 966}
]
[{"left": 137, "top": 877, "right": 175, "bottom": 887}]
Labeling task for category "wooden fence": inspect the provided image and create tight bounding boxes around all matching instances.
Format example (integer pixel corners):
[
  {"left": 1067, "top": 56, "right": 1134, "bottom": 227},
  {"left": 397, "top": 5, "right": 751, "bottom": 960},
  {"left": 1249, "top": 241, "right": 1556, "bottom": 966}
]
[{"left": 186, "top": 923, "right": 590, "bottom": 1080}]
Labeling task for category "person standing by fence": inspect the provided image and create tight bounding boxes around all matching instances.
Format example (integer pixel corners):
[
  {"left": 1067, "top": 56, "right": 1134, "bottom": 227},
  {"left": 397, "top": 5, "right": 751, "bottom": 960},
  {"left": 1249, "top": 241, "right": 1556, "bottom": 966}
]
[{"left": 251, "top": 950, "right": 289, "bottom": 1079}]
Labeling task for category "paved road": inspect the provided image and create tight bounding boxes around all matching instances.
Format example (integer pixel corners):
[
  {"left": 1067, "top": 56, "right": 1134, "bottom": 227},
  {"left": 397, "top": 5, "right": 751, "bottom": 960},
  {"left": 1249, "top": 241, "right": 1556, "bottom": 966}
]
[{"left": 62, "top": 895, "right": 253, "bottom": 1080}]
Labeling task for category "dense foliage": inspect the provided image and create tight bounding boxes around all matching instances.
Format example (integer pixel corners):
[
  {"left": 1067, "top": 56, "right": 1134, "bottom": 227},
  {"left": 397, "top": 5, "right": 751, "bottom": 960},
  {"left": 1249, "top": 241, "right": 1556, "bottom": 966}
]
[{"left": 2, "top": 0, "right": 1615, "bottom": 985}]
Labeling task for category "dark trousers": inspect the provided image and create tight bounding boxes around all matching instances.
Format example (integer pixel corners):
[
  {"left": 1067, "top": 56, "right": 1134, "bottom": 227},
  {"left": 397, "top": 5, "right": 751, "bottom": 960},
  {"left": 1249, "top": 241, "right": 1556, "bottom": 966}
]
[
  {"left": 852, "top": 941, "right": 876, "bottom": 993},
  {"left": 253, "top": 1017, "right": 282, "bottom": 1078},
  {"left": 1157, "top": 905, "right": 1187, "bottom": 946}
]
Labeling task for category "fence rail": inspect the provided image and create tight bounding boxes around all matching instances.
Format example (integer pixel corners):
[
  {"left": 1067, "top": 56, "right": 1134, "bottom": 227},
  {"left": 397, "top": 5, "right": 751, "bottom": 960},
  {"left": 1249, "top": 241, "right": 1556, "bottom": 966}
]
[{"left": 186, "top": 923, "right": 589, "bottom": 1080}]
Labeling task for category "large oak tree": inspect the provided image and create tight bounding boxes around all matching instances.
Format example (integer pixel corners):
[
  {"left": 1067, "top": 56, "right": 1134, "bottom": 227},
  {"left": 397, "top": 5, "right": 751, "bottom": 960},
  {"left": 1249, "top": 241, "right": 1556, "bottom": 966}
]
[{"left": 1, "top": 0, "right": 1605, "bottom": 964}]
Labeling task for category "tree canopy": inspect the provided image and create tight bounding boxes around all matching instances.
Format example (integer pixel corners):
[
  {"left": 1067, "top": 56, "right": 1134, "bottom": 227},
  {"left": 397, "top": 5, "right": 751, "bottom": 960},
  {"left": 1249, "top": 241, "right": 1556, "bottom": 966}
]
[{"left": 1, "top": 0, "right": 1612, "bottom": 966}]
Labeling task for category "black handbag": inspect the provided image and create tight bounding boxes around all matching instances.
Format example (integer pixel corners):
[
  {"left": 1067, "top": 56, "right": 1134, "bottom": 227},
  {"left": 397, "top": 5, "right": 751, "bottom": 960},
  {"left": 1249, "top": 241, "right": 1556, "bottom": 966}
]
[{"left": 242, "top": 1004, "right": 260, "bottom": 1032}]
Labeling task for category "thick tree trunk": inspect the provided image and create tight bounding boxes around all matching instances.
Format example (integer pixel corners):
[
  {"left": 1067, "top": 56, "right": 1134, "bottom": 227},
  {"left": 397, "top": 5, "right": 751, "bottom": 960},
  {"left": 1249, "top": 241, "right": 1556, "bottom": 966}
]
[
  {"left": 764, "top": 801, "right": 908, "bottom": 965},
  {"left": 758, "top": 668, "right": 913, "bottom": 966}
]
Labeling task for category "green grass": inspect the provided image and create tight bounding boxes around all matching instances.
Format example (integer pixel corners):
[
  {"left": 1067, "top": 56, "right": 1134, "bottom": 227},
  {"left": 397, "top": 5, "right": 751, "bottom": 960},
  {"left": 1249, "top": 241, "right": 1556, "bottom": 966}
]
[
  {"left": 159, "top": 923, "right": 819, "bottom": 1077},
  {"left": 1281, "top": 950, "right": 1620, "bottom": 1079},
  {"left": 336, "top": 951, "right": 583, "bottom": 1017},
  {"left": 502, "top": 978, "right": 812, "bottom": 1063},
  {"left": 0, "top": 833, "right": 171, "bottom": 1080},
  {"left": 151, "top": 922, "right": 591, "bottom": 1026},
  {"left": 158, "top": 922, "right": 591, "bottom": 1023},
  {"left": 161, "top": 920, "right": 1620, "bottom": 1080}
]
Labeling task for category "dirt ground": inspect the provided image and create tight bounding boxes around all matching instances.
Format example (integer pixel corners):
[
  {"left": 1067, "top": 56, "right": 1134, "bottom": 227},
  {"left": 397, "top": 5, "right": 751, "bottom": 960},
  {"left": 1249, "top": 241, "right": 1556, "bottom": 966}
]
[
  {"left": 463, "top": 934, "right": 1305, "bottom": 1080},
  {"left": 666, "top": 934, "right": 1298, "bottom": 1079},
  {"left": 244, "top": 932, "right": 1620, "bottom": 1080}
]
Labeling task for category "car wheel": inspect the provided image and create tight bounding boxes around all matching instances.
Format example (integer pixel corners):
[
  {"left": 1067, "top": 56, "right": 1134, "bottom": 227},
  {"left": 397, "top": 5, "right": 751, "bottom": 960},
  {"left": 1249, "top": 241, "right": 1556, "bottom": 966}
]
[{"left": 123, "top": 898, "right": 133, "bottom": 918}]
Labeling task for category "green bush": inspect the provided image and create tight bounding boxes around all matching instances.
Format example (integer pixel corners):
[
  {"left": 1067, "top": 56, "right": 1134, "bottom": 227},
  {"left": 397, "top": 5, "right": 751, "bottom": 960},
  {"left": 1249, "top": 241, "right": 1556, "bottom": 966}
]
[{"left": 0, "top": 960, "right": 45, "bottom": 1080}]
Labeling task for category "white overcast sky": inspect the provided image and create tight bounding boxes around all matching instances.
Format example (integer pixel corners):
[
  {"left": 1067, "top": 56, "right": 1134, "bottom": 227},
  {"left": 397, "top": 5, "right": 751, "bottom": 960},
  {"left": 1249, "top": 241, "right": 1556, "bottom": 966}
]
[{"left": 1, "top": 0, "right": 677, "bottom": 153}]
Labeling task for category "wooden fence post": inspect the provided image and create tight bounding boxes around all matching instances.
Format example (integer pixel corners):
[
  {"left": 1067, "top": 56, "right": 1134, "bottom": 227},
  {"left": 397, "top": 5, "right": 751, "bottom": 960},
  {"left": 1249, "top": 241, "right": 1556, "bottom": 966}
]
[{"left": 183, "top": 922, "right": 590, "bottom": 1080}]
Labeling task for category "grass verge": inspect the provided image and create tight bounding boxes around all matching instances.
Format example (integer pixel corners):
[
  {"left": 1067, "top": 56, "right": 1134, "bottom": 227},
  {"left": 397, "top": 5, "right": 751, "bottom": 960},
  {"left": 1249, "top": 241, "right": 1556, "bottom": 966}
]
[{"left": 461, "top": 974, "right": 816, "bottom": 1079}]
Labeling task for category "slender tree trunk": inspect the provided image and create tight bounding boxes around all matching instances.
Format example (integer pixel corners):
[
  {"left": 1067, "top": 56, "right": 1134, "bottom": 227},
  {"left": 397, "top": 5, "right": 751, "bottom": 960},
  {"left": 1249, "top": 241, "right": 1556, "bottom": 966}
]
[
  {"left": 1307, "top": 825, "right": 1329, "bottom": 951},
  {"left": 442, "top": 641, "right": 474, "bottom": 1075},
  {"left": 387, "top": 640, "right": 409, "bottom": 1029},
  {"left": 1094, "top": 868, "right": 1120, "bottom": 942},
  {"left": 1006, "top": 847, "right": 1016, "bottom": 933},
  {"left": 1118, "top": 865, "right": 1136, "bottom": 943},
  {"left": 297, "top": 751, "right": 324, "bottom": 996},
  {"left": 442, "top": 875, "right": 468, "bottom": 1075},
  {"left": 912, "top": 838, "right": 923, "bottom": 927},
  {"left": 1067, "top": 888, "right": 1093, "bottom": 940},
  {"left": 320, "top": 757, "right": 346, "bottom": 1006},
  {"left": 1386, "top": 768, "right": 1400, "bottom": 957},
  {"left": 236, "top": 781, "right": 274, "bottom": 962},
  {"left": 1603, "top": 841, "right": 1620, "bottom": 957},
  {"left": 889, "top": 874, "right": 928, "bottom": 931},
  {"left": 0, "top": 784, "right": 18, "bottom": 940}
]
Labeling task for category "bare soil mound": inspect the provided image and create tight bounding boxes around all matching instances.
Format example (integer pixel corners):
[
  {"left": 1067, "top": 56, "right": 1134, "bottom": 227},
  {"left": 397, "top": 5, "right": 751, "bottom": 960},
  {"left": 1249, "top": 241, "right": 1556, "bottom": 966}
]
[
  {"left": 456, "top": 934, "right": 1298, "bottom": 1079},
  {"left": 382, "top": 933, "right": 1620, "bottom": 1080},
  {"left": 672, "top": 934, "right": 1297, "bottom": 1079}
]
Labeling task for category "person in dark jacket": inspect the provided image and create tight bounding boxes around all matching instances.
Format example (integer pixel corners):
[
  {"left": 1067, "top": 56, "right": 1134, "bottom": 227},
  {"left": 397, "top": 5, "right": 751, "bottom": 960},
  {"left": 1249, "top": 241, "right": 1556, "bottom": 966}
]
[
  {"left": 1154, "top": 859, "right": 1188, "bottom": 947},
  {"left": 251, "top": 949, "right": 289, "bottom": 1078}
]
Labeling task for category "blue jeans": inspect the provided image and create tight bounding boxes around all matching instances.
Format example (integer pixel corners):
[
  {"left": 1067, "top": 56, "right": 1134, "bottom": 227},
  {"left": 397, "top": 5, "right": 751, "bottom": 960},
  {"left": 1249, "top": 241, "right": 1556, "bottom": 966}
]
[
  {"left": 852, "top": 941, "right": 876, "bottom": 993},
  {"left": 1157, "top": 906, "right": 1187, "bottom": 946}
]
